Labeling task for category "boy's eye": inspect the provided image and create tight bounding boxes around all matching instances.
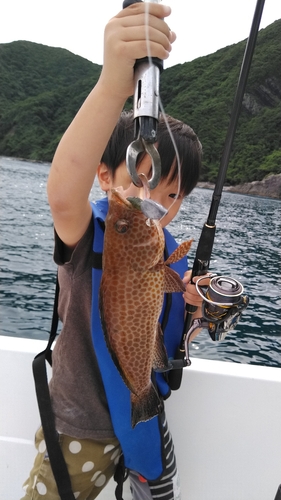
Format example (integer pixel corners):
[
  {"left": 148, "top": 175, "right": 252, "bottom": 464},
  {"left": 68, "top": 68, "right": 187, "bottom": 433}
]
[{"left": 169, "top": 193, "right": 180, "bottom": 199}]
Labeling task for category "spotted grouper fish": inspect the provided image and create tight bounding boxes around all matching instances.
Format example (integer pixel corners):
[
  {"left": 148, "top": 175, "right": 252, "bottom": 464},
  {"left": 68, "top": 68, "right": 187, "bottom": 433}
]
[{"left": 99, "top": 190, "right": 192, "bottom": 428}]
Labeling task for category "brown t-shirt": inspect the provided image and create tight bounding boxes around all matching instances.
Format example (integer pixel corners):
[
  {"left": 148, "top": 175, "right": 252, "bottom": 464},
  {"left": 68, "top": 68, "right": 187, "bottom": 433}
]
[{"left": 48, "top": 217, "right": 115, "bottom": 440}]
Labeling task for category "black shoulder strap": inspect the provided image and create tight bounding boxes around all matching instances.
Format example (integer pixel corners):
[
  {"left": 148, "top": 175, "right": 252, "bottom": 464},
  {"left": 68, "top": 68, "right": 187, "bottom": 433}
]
[
  {"left": 32, "top": 218, "right": 126, "bottom": 500},
  {"left": 92, "top": 219, "right": 105, "bottom": 269},
  {"left": 32, "top": 275, "right": 76, "bottom": 500}
]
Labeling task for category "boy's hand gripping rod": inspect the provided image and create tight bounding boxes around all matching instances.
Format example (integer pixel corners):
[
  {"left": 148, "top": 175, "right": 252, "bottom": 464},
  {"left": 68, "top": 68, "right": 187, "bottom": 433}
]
[
  {"left": 168, "top": 0, "right": 265, "bottom": 390},
  {"left": 123, "top": 0, "right": 162, "bottom": 190}
]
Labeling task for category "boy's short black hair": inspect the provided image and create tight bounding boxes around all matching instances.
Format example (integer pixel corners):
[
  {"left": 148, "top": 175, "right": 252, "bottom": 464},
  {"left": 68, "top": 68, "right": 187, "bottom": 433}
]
[{"left": 101, "top": 110, "right": 202, "bottom": 197}]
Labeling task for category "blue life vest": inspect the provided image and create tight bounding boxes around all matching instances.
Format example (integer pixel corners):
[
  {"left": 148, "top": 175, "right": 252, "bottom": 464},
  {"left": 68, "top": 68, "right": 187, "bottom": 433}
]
[{"left": 90, "top": 198, "right": 188, "bottom": 480}]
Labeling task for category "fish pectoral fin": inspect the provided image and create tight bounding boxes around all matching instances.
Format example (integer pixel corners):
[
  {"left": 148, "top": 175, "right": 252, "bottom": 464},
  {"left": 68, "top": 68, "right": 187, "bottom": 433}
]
[
  {"left": 152, "top": 323, "right": 170, "bottom": 371},
  {"left": 131, "top": 383, "right": 162, "bottom": 428},
  {"left": 164, "top": 266, "right": 186, "bottom": 293},
  {"left": 165, "top": 239, "right": 193, "bottom": 265}
]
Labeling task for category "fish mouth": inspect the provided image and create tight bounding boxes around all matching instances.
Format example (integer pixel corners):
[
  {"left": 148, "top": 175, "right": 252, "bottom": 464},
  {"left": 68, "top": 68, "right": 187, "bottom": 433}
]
[
  {"left": 110, "top": 188, "right": 167, "bottom": 220},
  {"left": 110, "top": 189, "right": 145, "bottom": 213},
  {"left": 109, "top": 188, "right": 134, "bottom": 207}
]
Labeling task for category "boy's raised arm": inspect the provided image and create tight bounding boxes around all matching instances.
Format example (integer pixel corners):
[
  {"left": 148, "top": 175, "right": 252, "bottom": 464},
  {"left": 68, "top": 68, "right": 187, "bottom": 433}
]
[{"left": 47, "top": 3, "right": 175, "bottom": 248}]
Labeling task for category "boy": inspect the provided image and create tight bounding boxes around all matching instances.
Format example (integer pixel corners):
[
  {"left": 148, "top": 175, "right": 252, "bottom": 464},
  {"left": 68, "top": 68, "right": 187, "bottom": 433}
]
[{"left": 22, "top": 3, "right": 206, "bottom": 499}]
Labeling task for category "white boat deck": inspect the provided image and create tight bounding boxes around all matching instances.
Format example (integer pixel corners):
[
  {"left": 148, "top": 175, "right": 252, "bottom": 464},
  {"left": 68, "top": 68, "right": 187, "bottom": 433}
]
[{"left": 1, "top": 335, "right": 280, "bottom": 500}]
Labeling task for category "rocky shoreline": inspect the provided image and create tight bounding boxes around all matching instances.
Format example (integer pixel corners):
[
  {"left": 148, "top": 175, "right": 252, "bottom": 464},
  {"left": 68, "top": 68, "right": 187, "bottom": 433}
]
[{"left": 197, "top": 174, "right": 281, "bottom": 200}]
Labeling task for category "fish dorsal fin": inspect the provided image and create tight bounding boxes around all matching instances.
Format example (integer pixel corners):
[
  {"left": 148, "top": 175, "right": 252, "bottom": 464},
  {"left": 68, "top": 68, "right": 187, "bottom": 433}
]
[
  {"left": 164, "top": 239, "right": 193, "bottom": 265},
  {"left": 164, "top": 266, "right": 186, "bottom": 293}
]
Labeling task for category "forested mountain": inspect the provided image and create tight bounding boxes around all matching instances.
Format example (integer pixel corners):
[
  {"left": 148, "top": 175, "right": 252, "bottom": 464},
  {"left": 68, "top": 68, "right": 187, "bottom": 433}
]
[{"left": 0, "top": 19, "right": 280, "bottom": 184}]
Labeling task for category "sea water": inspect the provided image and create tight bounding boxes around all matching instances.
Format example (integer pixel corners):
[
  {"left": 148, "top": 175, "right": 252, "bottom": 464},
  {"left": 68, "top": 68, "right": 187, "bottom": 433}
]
[{"left": 0, "top": 156, "right": 280, "bottom": 367}]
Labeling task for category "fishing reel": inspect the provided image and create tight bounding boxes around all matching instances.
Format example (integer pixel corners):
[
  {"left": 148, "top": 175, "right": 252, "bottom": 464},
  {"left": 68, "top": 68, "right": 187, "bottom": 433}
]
[
  {"left": 195, "top": 275, "right": 249, "bottom": 341},
  {"left": 176, "top": 275, "right": 250, "bottom": 368},
  {"left": 155, "top": 275, "right": 249, "bottom": 373}
]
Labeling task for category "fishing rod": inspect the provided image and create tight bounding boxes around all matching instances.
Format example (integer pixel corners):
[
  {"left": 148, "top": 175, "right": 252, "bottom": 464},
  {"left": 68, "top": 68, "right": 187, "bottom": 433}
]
[{"left": 168, "top": 0, "right": 265, "bottom": 390}]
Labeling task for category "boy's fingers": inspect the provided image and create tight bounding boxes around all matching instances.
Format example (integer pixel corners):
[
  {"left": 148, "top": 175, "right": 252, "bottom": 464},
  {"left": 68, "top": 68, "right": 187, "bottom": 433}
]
[
  {"left": 182, "top": 270, "right": 192, "bottom": 283},
  {"left": 117, "top": 2, "right": 172, "bottom": 20},
  {"left": 169, "top": 30, "right": 177, "bottom": 43},
  {"left": 183, "top": 272, "right": 211, "bottom": 286},
  {"left": 115, "top": 2, "right": 173, "bottom": 41},
  {"left": 192, "top": 275, "right": 211, "bottom": 287}
]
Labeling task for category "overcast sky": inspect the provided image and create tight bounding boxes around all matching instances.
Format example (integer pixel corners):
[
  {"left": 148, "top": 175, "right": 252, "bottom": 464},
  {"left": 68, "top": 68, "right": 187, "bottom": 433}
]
[{"left": 1, "top": 0, "right": 280, "bottom": 67}]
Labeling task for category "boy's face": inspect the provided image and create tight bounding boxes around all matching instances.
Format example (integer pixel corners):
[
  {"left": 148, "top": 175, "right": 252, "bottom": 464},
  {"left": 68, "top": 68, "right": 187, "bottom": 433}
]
[{"left": 98, "top": 157, "right": 184, "bottom": 228}]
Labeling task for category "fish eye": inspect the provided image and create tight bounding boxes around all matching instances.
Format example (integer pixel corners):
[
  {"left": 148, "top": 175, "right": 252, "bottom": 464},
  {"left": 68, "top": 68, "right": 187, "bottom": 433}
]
[{"left": 115, "top": 219, "right": 129, "bottom": 233}]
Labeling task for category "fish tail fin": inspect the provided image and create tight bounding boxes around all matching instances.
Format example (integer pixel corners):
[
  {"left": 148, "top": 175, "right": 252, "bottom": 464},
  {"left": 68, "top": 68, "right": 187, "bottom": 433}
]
[{"left": 131, "top": 384, "right": 161, "bottom": 428}]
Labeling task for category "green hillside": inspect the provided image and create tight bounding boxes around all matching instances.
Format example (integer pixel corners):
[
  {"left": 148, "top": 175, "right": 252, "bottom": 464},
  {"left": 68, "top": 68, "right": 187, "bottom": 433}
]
[{"left": 0, "top": 19, "right": 280, "bottom": 184}]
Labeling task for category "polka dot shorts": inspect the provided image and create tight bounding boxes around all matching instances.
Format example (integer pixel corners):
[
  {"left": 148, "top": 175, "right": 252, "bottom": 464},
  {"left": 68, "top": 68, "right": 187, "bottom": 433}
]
[{"left": 21, "top": 426, "right": 121, "bottom": 500}]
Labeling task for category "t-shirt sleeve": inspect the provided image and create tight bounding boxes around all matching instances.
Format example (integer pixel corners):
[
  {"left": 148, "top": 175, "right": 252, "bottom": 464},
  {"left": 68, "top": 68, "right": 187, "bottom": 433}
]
[{"left": 53, "top": 216, "right": 94, "bottom": 276}]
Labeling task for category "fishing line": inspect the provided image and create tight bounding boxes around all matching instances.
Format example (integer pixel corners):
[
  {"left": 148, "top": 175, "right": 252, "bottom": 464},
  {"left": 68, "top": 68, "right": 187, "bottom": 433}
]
[{"left": 144, "top": 0, "right": 182, "bottom": 218}]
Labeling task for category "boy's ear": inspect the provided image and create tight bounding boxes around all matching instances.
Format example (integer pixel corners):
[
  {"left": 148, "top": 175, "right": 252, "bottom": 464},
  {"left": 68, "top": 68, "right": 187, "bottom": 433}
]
[{"left": 97, "top": 163, "right": 112, "bottom": 191}]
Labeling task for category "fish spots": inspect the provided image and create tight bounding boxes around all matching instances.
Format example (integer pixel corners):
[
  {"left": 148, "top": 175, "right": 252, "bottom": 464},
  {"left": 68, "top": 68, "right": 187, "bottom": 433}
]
[{"left": 100, "top": 191, "right": 190, "bottom": 426}]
